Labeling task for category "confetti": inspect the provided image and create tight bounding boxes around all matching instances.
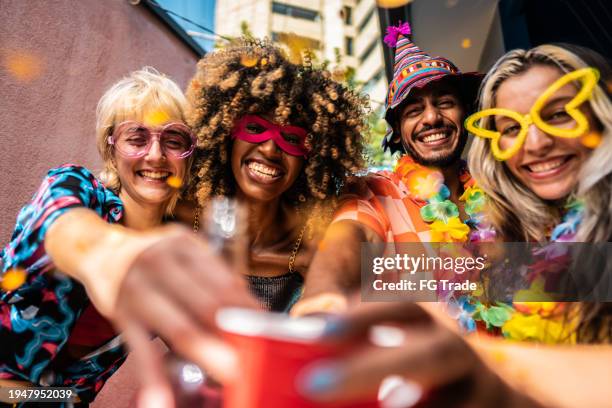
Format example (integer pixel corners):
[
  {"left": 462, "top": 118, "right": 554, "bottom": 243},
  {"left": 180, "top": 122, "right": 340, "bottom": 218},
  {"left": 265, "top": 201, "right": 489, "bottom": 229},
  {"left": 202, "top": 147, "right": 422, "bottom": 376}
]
[
  {"left": 581, "top": 132, "right": 602, "bottom": 148},
  {"left": 1, "top": 269, "right": 27, "bottom": 291},
  {"left": 317, "top": 240, "right": 327, "bottom": 252},
  {"left": 461, "top": 38, "right": 472, "bottom": 49},
  {"left": 240, "top": 54, "right": 258, "bottom": 67},
  {"left": 260, "top": 58, "right": 268, "bottom": 66},
  {"left": 143, "top": 110, "right": 171, "bottom": 126},
  {"left": 166, "top": 175, "right": 183, "bottom": 189},
  {"left": 3, "top": 50, "right": 44, "bottom": 82},
  {"left": 376, "top": 0, "right": 412, "bottom": 8},
  {"left": 280, "top": 33, "right": 311, "bottom": 65}
]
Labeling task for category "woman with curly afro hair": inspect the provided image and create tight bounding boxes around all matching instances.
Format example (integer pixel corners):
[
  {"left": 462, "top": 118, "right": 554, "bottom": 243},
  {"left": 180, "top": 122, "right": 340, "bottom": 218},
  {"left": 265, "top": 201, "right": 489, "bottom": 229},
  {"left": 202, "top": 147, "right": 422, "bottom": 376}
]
[{"left": 174, "top": 38, "right": 369, "bottom": 312}]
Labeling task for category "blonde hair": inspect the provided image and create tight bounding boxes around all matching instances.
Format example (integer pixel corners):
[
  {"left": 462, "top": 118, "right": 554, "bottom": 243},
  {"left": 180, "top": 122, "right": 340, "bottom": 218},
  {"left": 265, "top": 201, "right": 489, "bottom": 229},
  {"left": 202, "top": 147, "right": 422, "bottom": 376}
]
[
  {"left": 468, "top": 44, "right": 612, "bottom": 242},
  {"left": 95, "top": 67, "right": 191, "bottom": 215}
]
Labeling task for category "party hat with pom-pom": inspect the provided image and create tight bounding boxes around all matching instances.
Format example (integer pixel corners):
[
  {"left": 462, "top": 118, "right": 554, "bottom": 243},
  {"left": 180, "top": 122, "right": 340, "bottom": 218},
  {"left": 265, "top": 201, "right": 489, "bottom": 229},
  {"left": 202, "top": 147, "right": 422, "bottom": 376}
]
[{"left": 382, "top": 21, "right": 481, "bottom": 153}]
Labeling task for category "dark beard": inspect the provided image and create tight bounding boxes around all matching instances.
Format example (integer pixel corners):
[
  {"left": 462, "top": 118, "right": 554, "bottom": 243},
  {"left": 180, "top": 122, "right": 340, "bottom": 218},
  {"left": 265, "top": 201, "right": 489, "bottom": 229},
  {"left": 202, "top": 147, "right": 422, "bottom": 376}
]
[{"left": 402, "top": 129, "right": 468, "bottom": 168}]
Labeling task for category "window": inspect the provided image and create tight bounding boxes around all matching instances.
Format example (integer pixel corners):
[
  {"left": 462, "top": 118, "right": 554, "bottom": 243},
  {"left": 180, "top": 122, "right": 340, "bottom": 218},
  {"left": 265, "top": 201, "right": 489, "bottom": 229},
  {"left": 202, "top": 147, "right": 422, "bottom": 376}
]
[
  {"left": 272, "top": 2, "right": 319, "bottom": 21},
  {"left": 357, "top": 6, "right": 375, "bottom": 32},
  {"left": 343, "top": 6, "right": 352, "bottom": 25},
  {"left": 364, "top": 69, "right": 384, "bottom": 91},
  {"left": 359, "top": 39, "right": 378, "bottom": 63},
  {"left": 345, "top": 36, "right": 354, "bottom": 56}
]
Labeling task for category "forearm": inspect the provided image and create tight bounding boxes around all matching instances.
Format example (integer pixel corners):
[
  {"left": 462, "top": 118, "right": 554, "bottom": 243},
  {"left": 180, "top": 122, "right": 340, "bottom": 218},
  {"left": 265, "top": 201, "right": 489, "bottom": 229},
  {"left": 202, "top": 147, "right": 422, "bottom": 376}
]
[
  {"left": 45, "top": 208, "right": 129, "bottom": 282},
  {"left": 302, "top": 220, "right": 376, "bottom": 299},
  {"left": 470, "top": 336, "right": 612, "bottom": 408},
  {"left": 44, "top": 208, "right": 163, "bottom": 316}
]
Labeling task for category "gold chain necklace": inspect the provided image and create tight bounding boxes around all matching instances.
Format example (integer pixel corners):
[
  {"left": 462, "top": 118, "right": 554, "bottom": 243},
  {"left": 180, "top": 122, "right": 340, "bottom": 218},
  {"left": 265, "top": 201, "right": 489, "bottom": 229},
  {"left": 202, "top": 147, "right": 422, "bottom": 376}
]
[
  {"left": 193, "top": 205, "right": 306, "bottom": 273},
  {"left": 288, "top": 224, "right": 307, "bottom": 274}
]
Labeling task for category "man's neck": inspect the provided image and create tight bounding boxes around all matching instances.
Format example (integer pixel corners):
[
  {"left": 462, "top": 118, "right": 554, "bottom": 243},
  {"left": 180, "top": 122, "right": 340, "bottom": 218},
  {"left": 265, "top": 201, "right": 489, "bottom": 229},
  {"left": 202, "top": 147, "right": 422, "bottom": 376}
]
[{"left": 441, "top": 160, "right": 464, "bottom": 201}]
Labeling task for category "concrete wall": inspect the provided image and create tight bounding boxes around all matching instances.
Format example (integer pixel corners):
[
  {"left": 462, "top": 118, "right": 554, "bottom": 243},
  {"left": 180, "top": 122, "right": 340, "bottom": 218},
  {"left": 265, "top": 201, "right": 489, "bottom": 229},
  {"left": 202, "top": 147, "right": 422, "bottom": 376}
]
[{"left": 0, "top": 0, "right": 199, "bottom": 243}]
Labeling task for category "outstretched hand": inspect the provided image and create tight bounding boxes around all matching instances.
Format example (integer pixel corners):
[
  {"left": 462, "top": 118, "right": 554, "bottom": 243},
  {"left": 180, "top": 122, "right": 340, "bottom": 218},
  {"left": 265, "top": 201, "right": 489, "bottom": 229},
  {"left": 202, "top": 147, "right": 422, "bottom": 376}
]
[{"left": 297, "top": 302, "right": 541, "bottom": 408}]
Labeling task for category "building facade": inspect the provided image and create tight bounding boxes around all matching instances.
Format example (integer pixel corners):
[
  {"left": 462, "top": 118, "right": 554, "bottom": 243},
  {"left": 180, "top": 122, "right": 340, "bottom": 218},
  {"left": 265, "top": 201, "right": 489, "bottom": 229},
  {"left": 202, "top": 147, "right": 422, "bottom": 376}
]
[{"left": 215, "top": 0, "right": 388, "bottom": 109}]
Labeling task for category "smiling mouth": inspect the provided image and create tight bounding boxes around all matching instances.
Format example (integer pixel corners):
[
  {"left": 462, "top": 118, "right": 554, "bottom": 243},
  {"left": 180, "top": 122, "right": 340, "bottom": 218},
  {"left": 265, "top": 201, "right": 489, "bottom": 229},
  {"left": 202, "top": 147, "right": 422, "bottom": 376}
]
[
  {"left": 245, "top": 159, "right": 284, "bottom": 182},
  {"left": 415, "top": 129, "right": 453, "bottom": 146},
  {"left": 137, "top": 170, "right": 171, "bottom": 182},
  {"left": 523, "top": 155, "right": 574, "bottom": 174}
]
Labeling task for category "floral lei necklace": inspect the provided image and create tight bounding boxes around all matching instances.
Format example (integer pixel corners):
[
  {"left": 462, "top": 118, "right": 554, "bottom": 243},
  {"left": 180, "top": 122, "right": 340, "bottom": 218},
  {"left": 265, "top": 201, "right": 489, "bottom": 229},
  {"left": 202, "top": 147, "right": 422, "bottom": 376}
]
[
  {"left": 394, "top": 155, "right": 495, "bottom": 243},
  {"left": 395, "top": 155, "right": 584, "bottom": 344},
  {"left": 450, "top": 200, "right": 585, "bottom": 344}
]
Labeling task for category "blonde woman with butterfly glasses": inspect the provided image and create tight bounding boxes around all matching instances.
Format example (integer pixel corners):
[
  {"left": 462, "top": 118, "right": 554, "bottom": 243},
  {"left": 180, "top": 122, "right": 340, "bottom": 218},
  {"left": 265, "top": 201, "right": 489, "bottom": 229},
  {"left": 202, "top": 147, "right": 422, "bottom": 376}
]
[{"left": 468, "top": 43, "right": 612, "bottom": 244}]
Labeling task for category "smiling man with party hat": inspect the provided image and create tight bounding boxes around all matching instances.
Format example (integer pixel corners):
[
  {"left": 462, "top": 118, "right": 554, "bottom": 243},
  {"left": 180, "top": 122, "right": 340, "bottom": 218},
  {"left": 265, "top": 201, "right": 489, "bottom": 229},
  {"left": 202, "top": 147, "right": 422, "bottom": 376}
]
[{"left": 293, "top": 22, "right": 493, "bottom": 315}]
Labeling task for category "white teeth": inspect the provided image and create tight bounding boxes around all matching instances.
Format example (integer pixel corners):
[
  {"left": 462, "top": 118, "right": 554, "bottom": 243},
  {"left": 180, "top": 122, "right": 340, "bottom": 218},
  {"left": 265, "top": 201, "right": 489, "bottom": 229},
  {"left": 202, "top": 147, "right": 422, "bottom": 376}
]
[
  {"left": 139, "top": 170, "right": 170, "bottom": 180},
  {"left": 247, "top": 162, "right": 281, "bottom": 178},
  {"left": 421, "top": 133, "right": 447, "bottom": 143},
  {"left": 527, "top": 158, "right": 566, "bottom": 173}
]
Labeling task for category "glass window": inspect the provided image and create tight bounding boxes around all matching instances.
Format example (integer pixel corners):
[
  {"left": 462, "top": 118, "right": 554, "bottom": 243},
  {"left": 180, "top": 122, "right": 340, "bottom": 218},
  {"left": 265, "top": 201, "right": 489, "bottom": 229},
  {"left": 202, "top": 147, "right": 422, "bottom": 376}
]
[
  {"left": 357, "top": 6, "right": 375, "bottom": 32},
  {"left": 343, "top": 6, "right": 353, "bottom": 25},
  {"left": 359, "top": 39, "right": 378, "bottom": 63},
  {"left": 272, "top": 2, "right": 319, "bottom": 21},
  {"left": 345, "top": 36, "right": 354, "bottom": 56}
]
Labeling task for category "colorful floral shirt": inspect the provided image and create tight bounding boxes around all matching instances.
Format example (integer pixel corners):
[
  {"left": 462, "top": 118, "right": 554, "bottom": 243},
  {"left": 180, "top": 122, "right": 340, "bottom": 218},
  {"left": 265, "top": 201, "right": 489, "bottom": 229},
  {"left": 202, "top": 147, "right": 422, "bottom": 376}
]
[{"left": 0, "top": 165, "right": 125, "bottom": 404}]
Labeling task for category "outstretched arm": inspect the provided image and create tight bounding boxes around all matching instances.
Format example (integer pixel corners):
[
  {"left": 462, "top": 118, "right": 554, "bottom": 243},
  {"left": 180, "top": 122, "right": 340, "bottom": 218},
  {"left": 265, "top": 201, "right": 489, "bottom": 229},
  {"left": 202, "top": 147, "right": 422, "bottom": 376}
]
[{"left": 292, "top": 219, "right": 382, "bottom": 316}]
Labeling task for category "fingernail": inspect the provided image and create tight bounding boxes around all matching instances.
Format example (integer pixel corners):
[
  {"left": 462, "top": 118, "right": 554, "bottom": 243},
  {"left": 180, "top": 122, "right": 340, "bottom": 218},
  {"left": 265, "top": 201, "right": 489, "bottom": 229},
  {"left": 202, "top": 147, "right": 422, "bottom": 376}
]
[
  {"left": 322, "top": 316, "right": 349, "bottom": 337},
  {"left": 297, "top": 362, "right": 342, "bottom": 397},
  {"left": 379, "top": 376, "right": 422, "bottom": 408}
]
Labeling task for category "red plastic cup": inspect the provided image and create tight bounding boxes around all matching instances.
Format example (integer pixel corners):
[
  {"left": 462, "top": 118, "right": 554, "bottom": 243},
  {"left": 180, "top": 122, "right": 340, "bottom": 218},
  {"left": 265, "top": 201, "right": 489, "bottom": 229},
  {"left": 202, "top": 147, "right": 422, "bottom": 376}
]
[{"left": 216, "top": 308, "right": 380, "bottom": 408}]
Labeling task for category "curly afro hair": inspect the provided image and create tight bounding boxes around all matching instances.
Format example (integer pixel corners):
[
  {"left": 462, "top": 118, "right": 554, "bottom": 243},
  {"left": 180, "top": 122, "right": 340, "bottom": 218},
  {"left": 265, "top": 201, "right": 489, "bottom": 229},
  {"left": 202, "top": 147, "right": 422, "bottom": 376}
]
[{"left": 186, "top": 38, "right": 369, "bottom": 224}]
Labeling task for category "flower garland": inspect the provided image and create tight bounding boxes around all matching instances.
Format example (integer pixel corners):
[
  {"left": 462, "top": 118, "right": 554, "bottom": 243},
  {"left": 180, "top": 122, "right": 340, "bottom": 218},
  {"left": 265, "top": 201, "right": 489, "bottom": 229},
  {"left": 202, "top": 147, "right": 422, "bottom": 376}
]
[
  {"left": 393, "top": 155, "right": 583, "bottom": 343},
  {"left": 393, "top": 155, "right": 495, "bottom": 243},
  {"left": 452, "top": 200, "right": 585, "bottom": 344}
]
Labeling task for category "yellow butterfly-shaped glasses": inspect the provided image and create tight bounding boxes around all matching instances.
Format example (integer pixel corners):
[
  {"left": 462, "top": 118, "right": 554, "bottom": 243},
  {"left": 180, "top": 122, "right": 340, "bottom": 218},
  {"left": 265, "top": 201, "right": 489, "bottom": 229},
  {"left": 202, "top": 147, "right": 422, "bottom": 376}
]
[{"left": 465, "top": 67, "right": 600, "bottom": 161}]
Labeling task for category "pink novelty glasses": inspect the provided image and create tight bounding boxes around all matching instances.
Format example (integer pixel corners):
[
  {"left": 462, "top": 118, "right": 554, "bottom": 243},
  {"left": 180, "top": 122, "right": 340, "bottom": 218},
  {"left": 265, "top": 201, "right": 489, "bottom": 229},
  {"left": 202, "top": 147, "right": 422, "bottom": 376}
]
[{"left": 108, "top": 121, "right": 196, "bottom": 159}]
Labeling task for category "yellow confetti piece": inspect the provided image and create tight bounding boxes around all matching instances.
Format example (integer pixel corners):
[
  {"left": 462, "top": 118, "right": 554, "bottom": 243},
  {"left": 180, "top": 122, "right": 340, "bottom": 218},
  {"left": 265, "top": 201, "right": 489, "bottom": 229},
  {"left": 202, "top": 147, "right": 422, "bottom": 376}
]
[
  {"left": 260, "top": 58, "right": 268, "bottom": 66},
  {"left": 461, "top": 38, "right": 472, "bottom": 49},
  {"left": 143, "top": 110, "right": 171, "bottom": 126},
  {"left": 281, "top": 33, "right": 311, "bottom": 65},
  {"left": 240, "top": 54, "right": 258, "bottom": 67},
  {"left": 1, "top": 269, "right": 27, "bottom": 291},
  {"left": 376, "top": 0, "right": 412, "bottom": 8},
  {"left": 3, "top": 50, "right": 44, "bottom": 82},
  {"left": 166, "top": 175, "right": 183, "bottom": 189},
  {"left": 581, "top": 132, "right": 602, "bottom": 148}
]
